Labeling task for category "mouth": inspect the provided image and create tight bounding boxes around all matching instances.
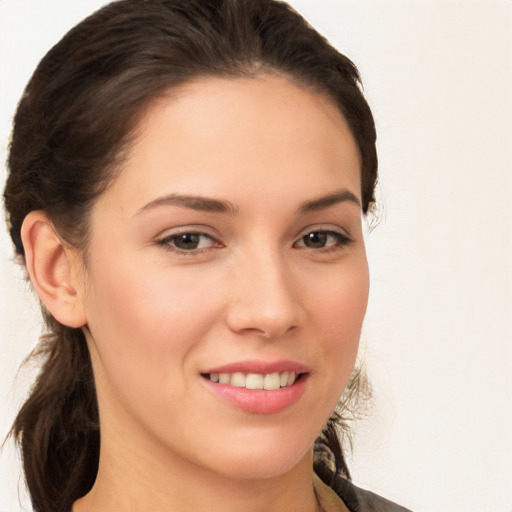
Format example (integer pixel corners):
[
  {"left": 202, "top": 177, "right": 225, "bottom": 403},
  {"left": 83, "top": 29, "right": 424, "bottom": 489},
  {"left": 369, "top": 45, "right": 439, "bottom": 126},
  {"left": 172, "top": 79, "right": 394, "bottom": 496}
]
[
  {"left": 200, "top": 371, "right": 303, "bottom": 390},
  {"left": 199, "top": 361, "right": 309, "bottom": 414}
]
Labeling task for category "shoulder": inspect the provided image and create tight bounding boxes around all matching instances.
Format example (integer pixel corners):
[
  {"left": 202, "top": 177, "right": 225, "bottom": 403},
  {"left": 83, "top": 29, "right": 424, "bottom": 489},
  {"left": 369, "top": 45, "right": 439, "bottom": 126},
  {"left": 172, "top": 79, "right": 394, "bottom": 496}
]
[{"left": 315, "top": 463, "right": 413, "bottom": 512}]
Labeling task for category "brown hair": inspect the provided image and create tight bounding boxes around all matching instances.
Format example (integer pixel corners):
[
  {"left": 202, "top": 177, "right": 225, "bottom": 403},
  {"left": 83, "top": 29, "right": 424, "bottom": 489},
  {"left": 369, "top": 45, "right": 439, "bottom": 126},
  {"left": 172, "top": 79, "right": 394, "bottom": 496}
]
[{"left": 3, "top": 1, "right": 377, "bottom": 510}]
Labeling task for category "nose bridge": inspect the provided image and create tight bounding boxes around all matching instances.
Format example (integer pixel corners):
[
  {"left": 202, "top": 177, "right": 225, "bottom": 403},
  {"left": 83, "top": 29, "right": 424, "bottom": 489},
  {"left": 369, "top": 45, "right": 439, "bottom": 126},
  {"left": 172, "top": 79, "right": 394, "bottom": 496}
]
[{"left": 226, "top": 241, "right": 304, "bottom": 338}]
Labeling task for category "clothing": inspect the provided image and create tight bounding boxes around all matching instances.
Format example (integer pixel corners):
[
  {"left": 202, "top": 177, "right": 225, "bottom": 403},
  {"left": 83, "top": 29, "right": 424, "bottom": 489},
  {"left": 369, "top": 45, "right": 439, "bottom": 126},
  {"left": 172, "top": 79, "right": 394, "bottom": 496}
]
[
  {"left": 314, "top": 473, "right": 350, "bottom": 512},
  {"left": 314, "top": 464, "right": 413, "bottom": 512}
]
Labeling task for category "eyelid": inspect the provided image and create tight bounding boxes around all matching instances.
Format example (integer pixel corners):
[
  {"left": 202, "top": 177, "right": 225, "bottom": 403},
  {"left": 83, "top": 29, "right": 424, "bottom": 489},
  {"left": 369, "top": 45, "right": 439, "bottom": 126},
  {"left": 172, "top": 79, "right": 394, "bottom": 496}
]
[
  {"left": 155, "top": 224, "right": 221, "bottom": 241},
  {"left": 293, "top": 226, "right": 353, "bottom": 250},
  {"left": 155, "top": 226, "right": 224, "bottom": 254},
  {"left": 294, "top": 224, "right": 352, "bottom": 241}
]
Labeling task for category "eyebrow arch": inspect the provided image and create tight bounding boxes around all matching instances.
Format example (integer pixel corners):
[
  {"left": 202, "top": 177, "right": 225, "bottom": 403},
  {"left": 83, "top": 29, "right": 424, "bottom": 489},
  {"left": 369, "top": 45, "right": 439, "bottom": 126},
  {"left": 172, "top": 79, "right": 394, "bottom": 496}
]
[
  {"left": 135, "top": 194, "right": 239, "bottom": 216},
  {"left": 298, "top": 189, "right": 361, "bottom": 214},
  {"left": 136, "top": 189, "right": 360, "bottom": 217}
]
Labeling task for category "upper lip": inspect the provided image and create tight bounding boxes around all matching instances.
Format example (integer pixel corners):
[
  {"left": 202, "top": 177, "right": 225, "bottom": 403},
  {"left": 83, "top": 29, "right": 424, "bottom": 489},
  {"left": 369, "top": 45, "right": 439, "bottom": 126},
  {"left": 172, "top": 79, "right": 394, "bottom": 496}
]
[{"left": 202, "top": 360, "right": 309, "bottom": 375}]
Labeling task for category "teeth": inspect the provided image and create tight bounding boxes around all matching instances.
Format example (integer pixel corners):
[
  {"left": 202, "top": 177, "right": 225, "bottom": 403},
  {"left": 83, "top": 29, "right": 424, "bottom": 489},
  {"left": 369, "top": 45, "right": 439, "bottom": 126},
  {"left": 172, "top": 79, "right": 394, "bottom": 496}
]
[
  {"left": 246, "top": 373, "right": 264, "bottom": 389},
  {"left": 230, "top": 372, "right": 245, "bottom": 387},
  {"left": 263, "top": 372, "right": 281, "bottom": 390},
  {"left": 206, "top": 371, "right": 299, "bottom": 389},
  {"left": 219, "top": 373, "right": 230, "bottom": 384}
]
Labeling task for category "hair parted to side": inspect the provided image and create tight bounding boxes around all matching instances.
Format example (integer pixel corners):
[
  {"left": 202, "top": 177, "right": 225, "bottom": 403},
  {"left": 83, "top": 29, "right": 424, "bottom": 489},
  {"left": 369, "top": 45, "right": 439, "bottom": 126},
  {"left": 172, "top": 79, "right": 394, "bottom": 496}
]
[{"left": 3, "top": 1, "right": 377, "bottom": 510}]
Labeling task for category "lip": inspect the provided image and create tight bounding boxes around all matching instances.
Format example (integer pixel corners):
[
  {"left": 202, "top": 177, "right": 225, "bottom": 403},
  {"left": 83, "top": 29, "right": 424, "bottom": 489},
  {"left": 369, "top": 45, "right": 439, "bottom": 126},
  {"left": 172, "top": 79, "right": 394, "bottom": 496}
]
[
  {"left": 202, "top": 359, "right": 309, "bottom": 375},
  {"left": 200, "top": 360, "right": 310, "bottom": 414}
]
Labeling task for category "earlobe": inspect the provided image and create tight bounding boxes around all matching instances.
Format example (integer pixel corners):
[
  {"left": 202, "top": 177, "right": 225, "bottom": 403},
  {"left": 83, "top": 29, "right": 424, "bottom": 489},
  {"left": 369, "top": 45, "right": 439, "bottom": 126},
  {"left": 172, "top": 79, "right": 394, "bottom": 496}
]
[{"left": 21, "top": 211, "right": 87, "bottom": 328}]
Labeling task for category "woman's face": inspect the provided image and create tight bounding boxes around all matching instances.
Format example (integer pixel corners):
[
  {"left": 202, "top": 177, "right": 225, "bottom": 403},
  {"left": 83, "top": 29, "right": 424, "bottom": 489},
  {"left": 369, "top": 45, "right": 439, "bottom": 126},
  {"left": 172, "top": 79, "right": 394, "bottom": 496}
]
[{"left": 79, "top": 75, "right": 369, "bottom": 479}]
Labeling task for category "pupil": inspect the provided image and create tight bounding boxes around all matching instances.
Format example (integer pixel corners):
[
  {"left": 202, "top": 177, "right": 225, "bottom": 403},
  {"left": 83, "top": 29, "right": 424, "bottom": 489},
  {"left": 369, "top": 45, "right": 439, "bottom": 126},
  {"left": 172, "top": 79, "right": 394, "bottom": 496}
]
[
  {"left": 304, "top": 232, "right": 327, "bottom": 248},
  {"left": 175, "top": 233, "right": 200, "bottom": 249}
]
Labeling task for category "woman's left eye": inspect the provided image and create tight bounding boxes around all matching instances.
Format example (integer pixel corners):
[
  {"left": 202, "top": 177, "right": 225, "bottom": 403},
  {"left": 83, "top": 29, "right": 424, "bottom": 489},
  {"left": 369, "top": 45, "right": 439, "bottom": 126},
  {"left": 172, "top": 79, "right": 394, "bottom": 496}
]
[
  {"left": 294, "top": 230, "right": 351, "bottom": 250},
  {"left": 157, "top": 232, "right": 218, "bottom": 253}
]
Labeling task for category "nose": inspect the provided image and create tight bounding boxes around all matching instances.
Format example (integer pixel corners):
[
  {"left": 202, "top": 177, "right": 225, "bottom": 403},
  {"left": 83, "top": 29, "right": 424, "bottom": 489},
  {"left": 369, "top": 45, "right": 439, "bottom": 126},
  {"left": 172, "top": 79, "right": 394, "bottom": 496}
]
[{"left": 225, "top": 248, "right": 306, "bottom": 339}]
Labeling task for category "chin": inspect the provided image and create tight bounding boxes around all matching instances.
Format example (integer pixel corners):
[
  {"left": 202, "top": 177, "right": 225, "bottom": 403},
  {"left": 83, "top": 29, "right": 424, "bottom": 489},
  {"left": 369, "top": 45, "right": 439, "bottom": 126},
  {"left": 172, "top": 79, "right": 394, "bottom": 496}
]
[{"left": 201, "top": 437, "right": 312, "bottom": 481}]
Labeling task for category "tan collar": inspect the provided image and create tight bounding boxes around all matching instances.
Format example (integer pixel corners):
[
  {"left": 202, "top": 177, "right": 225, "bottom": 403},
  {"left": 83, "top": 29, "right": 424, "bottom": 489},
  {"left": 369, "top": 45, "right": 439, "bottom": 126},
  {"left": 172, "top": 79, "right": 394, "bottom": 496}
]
[{"left": 313, "top": 473, "right": 350, "bottom": 512}]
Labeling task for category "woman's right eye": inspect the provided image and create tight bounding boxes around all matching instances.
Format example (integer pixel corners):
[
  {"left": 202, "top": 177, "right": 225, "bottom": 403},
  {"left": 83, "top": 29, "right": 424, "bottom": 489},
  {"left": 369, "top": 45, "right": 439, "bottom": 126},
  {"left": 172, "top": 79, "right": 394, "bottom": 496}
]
[{"left": 156, "top": 232, "right": 220, "bottom": 253}]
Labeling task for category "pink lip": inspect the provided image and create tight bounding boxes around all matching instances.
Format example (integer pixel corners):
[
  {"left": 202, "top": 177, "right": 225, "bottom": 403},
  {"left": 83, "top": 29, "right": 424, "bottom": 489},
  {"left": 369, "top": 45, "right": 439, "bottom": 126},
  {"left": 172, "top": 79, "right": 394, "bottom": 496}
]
[
  {"left": 200, "top": 360, "right": 310, "bottom": 414},
  {"left": 203, "top": 359, "right": 309, "bottom": 375}
]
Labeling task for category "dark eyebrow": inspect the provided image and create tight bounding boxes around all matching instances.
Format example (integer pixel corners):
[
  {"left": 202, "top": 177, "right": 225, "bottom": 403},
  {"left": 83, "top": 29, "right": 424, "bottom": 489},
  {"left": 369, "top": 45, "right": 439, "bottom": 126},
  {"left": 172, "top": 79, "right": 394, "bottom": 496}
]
[
  {"left": 135, "top": 194, "right": 239, "bottom": 216},
  {"left": 136, "top": 189, "right": 359, "bottom": 217},
  {"left": 298, "top": 189, "right": 361, "bottom": 214}
]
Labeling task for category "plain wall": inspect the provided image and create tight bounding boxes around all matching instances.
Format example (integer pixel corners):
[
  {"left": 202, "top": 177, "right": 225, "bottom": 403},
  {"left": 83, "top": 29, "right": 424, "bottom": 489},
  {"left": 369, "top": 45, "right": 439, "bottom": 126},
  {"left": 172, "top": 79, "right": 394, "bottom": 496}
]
[{"left": 1, "top": 1, "right": 511, "bottom": 511}]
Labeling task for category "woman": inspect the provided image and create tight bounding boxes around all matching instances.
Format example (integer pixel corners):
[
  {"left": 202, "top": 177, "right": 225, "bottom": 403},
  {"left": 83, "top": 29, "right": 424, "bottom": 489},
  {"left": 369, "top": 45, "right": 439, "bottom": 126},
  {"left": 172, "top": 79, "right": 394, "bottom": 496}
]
[{"left": 3, "top": 0, "right": 411, "bottom": 511}]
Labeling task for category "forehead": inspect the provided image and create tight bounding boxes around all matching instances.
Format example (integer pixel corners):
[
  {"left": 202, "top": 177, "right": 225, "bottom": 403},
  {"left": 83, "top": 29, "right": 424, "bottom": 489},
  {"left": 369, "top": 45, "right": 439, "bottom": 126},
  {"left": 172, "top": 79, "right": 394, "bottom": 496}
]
[{"left": 97, "top": 74, "right": 362, "bottom": 214}]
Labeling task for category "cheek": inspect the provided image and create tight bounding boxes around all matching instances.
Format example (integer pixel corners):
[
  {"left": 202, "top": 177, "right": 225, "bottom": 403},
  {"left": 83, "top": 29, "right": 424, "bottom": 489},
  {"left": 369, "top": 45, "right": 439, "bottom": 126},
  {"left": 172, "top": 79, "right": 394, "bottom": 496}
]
[
  {"left": 86, "top": 250, "right": 218, "bottom": 343},
  {"left": 82, "top": 250, "right": 223, "bottom": 404},
  {"left": 307, "top": 258, "right": 369, "bottom": 340},
  {"left": 305, "top": 259, "right": 369, "bottom": 390}
]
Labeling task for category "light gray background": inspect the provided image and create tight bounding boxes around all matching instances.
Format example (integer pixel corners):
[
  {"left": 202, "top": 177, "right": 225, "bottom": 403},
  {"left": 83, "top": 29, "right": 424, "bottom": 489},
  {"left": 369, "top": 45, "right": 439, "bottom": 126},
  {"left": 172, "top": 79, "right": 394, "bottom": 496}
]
[{"left": 1, "top": 1, "right": 511, "bottom": 511}]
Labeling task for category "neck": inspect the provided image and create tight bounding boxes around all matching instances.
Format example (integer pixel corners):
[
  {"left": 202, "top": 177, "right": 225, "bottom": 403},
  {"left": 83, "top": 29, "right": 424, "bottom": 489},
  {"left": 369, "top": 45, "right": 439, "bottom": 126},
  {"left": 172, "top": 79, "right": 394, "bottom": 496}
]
[{"left": 73, "top": 419, "right": 320, "bottom": 512}]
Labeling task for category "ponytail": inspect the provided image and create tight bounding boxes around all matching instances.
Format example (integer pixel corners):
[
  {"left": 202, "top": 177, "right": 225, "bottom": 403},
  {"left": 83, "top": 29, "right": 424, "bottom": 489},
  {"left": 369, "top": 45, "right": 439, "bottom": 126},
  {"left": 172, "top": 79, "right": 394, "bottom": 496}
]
[{"left": 12, "top": 316, "right": 99, "bottom": 512}]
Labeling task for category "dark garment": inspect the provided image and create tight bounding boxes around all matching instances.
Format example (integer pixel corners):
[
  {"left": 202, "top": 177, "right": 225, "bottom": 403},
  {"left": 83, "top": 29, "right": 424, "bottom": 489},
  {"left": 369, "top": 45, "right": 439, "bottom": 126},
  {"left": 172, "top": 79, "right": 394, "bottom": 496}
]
[{"left": 316, "top": 461, "right": 413, "bottom": 512}]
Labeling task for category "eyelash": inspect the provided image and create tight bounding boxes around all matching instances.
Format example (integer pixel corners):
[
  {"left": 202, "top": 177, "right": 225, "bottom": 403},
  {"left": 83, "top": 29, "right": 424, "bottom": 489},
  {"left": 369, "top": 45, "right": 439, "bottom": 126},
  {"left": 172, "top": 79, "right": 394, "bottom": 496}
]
[
  {"left": 156, "top": 229, "right": 352, "bottom": 255},
  {"left": 156, "top": 232, "right": 220, "bottom": 255},
  {"left": 294, "top": 230, "right": 352, "bottom": 252}
]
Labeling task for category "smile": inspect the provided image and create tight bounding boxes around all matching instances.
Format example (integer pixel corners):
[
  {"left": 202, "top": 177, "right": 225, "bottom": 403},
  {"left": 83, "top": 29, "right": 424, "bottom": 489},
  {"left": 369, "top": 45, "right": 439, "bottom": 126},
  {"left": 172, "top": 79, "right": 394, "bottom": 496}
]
[
  {"left": 203, "top": 371, "right": 298, "bottom": 390},
  {"left": 200, "top": 361, "right": 309, "bottom": 414}
]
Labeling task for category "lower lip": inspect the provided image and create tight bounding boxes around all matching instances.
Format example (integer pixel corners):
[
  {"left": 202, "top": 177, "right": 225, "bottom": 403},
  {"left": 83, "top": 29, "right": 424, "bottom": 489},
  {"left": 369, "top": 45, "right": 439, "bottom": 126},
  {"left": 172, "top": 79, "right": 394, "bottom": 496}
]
[{"left": 201, "top": 375, "right": 309, "bottom": 414}]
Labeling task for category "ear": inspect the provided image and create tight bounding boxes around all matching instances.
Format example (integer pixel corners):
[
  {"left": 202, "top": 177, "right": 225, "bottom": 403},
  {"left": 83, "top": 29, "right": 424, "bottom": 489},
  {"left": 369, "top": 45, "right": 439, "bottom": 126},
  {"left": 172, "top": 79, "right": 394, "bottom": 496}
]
[{"left": 21, "top": 211, "right": 87, "bottom": 328}]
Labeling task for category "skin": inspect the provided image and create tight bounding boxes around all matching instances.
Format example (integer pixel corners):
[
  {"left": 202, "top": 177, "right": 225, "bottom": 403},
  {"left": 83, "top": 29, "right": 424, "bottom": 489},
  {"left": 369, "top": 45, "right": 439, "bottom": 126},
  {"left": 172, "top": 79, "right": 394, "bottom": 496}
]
[{"left": 23, "top": 74, "right": 369, "bottom": 511}]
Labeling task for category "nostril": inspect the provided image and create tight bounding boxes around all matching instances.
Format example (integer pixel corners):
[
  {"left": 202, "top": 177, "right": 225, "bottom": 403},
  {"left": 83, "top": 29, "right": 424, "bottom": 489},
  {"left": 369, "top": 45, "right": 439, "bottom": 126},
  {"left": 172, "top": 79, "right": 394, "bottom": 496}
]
[
  {"left": 225, "top": 305, "right": 305, "bottom": 339},
  {"left": 236, "top": 324, "right": 299, "bottom": 339}
]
